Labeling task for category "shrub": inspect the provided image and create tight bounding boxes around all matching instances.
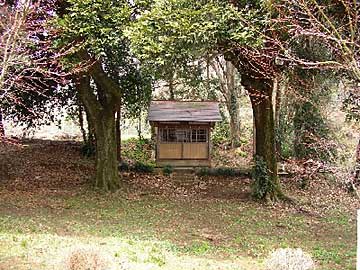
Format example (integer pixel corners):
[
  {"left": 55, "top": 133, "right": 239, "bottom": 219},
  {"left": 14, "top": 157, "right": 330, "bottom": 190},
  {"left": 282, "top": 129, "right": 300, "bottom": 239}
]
[
  {"left": 211, "top": 121, "right": 231, "bottom": 146},
  {"left": 81, "top": 141, "right": 96, "bottom": 157},
  {"left": 196, "top": 167, "right": 210, "bottom": 176},
  {"left": 265, "top": 248, "right": 315, "bottom": 270},
  {"left": 196, "top": 167, "right": 248, "bottom": 177},
  {"left": 215, "top": 167, "right": 236, "bottom": 176},
  {"left": 162, "top": 165, "right": 173, "bottom": 176},
  {"left": 118, "top": 161, "right": 130, "bottom": 171},
  {"left": 132, "top": 161, "right": 154, "bottom": 173},
  {"left": 122, "top": 138, "right": 152, "bottom": 164}
]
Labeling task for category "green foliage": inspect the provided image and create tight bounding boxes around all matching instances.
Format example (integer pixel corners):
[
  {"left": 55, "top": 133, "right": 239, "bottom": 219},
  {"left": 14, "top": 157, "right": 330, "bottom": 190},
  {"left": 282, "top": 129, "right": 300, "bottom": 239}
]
[
  {"left": 55, "top": 0, "right": 153, "bottom": 121},
  {"left": 182, "top": 241, "right": 211, "bottom": 255},
  {"left": 145, "top": 246, "right": 166, "bottom": 266},
  {"left": 132, "top": 161, "right": 154, "bottom": 173},
  {"left": 292, "top": 40, "right": 338, "bottom": 162},
  {"left": 127, "top": 0, "right": 265, "bottom": 72},
  {"left": 211, "top": 120, "right": 231, "bottom": 146},
  {"left": 312, "top": 246, "right": 342, "bottom": 265},
  {"left": 56, "top": 0, "right": 131, "bottom": 57},
  {"left": 196, "top": 167, "right": 212, "bottom": 176},
  {"left": 162, "top": 165, "right": 173, "bottom": 176},
  {"left": 251, "top": 156, "right": 272, "bottom": 200},
  {"left": 121, "top": 138, "right": 155, "bottom": 173},
  {"left": 122, "top": 138, "right": 152, "bottom": 164},
  {"left": 119, "top": 160, "right": 155, "bottom": 173},
  {"left": 276, "top": 37, "right": 339, "bottom": 162},
  {"left": 196, "top": 167, "right": 248, "bottom": 177},
  {"left": 80, "top": 142, "right": 96, "bottom": 157},
  {"left": 118, "top": 161, "right": 130, "bottom": 171},
  {"left": 293, "top": 100, "right": 336, "bottom": 161}
]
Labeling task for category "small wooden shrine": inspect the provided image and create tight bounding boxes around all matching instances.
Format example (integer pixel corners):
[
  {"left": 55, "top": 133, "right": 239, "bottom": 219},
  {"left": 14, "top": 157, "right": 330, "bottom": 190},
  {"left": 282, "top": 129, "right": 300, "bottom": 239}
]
[{"left": 148, "top": 101, "right": 221, "bottom": 167}]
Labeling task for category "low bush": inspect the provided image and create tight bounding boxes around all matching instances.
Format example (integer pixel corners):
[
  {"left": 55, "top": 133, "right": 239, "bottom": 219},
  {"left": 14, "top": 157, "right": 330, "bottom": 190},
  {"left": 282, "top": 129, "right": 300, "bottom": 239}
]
[
  {"left": 196, "top": 167, "right": 248, "bottom": 177},
  {"left": 162, "top": 165, "right": 173, "bottom": 176},
  {"left": 132, "top": 161, "right": 154, "bottom": 173},
  {"left": 118, "top": 161, "right": 130, "bottom": 171},
  {"left": 211, "top": 121, "right": 231, "bottom": 146},
  {"left": 80, "top": 142, "right": 96, "bottom": 157},
  {"left": 122, "top": 138, "right": 152, "bottom": 164}
]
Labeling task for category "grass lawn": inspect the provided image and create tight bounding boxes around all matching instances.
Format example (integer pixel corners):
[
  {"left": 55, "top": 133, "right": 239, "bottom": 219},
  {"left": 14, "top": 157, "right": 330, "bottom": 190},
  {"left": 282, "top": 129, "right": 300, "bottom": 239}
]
[{"left": 0, "top": 140, "right": 358, "bottom": 269}]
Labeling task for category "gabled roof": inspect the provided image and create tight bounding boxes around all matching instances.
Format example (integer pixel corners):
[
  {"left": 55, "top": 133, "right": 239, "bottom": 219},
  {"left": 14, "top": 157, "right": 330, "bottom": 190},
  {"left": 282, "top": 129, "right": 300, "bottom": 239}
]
[{"left": 148, "top": 100, "right": 222, "bottom": 122}]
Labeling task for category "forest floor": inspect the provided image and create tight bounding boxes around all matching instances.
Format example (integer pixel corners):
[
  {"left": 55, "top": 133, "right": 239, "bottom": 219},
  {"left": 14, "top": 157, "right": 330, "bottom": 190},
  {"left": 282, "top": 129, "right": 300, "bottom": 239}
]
[{"left": 0, "top": 139, "right": 358, "bottom": 270}]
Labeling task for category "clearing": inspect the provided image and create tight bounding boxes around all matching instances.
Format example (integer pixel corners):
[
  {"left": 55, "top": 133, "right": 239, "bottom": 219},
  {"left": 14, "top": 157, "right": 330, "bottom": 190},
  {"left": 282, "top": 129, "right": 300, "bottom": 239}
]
[{"left": 0, "top": 140, "right": 358, "bottom": 270}]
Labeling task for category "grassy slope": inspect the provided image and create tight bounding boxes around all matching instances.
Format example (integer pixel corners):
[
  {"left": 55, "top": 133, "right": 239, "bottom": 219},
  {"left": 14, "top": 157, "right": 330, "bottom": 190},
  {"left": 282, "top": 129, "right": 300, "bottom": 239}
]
[{"left": 0, "top": 140, "right": 358, "bottom": 270}]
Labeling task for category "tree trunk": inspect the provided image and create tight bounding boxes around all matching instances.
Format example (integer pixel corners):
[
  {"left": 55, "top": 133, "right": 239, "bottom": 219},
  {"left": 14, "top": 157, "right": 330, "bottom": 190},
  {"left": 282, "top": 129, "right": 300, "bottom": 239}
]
[
  {"left": 85, "top": 108, "right": 96, "bottom": 146},
  {"left": 354, "top": 136, "right": 360, "bottom": 184},
  {"left": 242, "top": 75, "right": 283, "bottom": 201},
  {"left": 228, "top": 92, "right": 241, "bottom": 148},
  {"left": 211, "top": 58, "right": 241, "bottom": 148},
  {"left": 76, "top": 74, "right": 120, "bottom": 191},
  {"left": 116, "top": 107, "right": 122, "bottom": 162},
  {"left": 137, "top": 115, "right": 143, "bottom": 140},
  {"left": 226, "top": 61, "right": 241, "bottom": 148},
  {"left": 167, "top": 69, "right": 176, "bottom": 100},
  {"left": 94, "top": 110, "right": 119, "bottom": 191},
  {"left": 0, "top": 109, "right": 5, "bottom": 141},
  {"left": 78, "top": 103, "right": 87, "bottom": 143},
  {"left": 274, "top": 76, "right": 286, "bottom": 157}
]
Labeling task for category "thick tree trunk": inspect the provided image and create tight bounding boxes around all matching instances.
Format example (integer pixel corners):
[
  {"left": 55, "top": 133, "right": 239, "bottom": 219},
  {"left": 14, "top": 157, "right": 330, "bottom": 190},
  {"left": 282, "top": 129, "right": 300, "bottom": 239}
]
[
  {"left": 94, "top": 110, "right": 119, "bottom": 191},
  {"left": 76, "top": 74, "right": 120, "bottom": 191},
  {"left": 116, "top": 107, "right": 122, "bottom": 162},
  {"left": 242, "top": 75, "right": 283, "bottom": 201}
]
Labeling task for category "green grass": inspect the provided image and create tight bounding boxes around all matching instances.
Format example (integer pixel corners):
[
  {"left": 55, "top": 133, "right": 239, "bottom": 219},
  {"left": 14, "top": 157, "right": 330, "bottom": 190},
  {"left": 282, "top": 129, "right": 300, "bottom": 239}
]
[{"left": 0, "top": 188, "right": 356, "bottom": 270}]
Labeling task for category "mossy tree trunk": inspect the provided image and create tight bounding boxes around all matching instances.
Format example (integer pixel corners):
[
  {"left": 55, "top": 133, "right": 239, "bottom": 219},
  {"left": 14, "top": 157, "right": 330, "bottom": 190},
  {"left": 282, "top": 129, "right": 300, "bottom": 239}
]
[
  {"left": 94, "top": 109, "right": 119, "bottom": 190},
  {"left": 241, "top": 75, "right": 282, "bottom": 201},
  {"left": 223, "top": 41, "right": 287, "bottom": 201},
  {"left": 75, "top": 54, "right": 122, "bottom": 191},
  {"left": 116, "top": 106, "right": 122, "bottom": 162}
]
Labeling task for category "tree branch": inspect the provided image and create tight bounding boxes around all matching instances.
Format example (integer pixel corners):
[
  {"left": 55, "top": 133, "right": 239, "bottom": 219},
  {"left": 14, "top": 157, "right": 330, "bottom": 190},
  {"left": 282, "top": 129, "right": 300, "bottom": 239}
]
[{"left": 75, "top": 74, "right": 101, "bottom": 123}]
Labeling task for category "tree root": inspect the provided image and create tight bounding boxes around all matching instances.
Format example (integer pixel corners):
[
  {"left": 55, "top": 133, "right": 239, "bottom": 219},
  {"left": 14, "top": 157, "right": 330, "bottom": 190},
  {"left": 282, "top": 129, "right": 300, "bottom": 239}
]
[{"left": 263, "top": 188, "right": 298, "bottom": 205}]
